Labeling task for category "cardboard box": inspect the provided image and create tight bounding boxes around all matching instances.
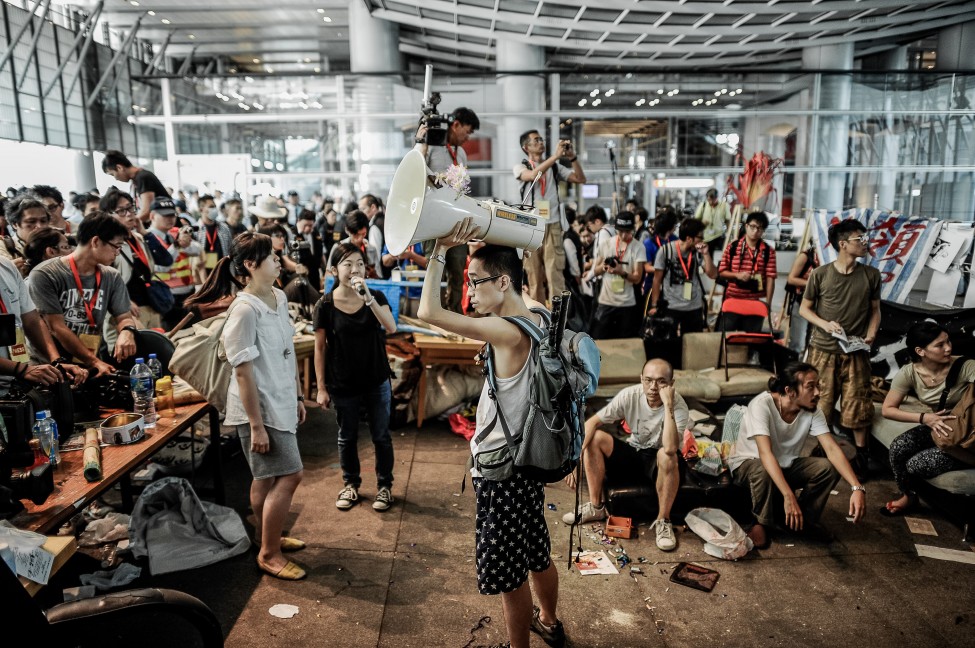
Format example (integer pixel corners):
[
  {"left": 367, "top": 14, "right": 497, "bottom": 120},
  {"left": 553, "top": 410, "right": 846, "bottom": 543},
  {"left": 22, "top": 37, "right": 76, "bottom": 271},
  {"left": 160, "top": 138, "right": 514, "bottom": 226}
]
[{"left": 604, "top": 515, "right": 635, "bottom": 539}]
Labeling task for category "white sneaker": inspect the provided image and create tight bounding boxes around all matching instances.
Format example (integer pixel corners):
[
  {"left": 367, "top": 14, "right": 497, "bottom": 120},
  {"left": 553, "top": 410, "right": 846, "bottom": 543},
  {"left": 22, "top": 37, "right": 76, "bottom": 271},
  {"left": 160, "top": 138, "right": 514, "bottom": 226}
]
[
  {"left": 562, "top": 501, "right": 607, "bottom": 525},
  {"left": 336, "top": 484, "right": 359, "bottom": 510},
  {"left": 373, "top": 487, "right": 394, "bottom": 511},
  {"left": 652, "top": 519, "right": 677, "bottom": 551}
]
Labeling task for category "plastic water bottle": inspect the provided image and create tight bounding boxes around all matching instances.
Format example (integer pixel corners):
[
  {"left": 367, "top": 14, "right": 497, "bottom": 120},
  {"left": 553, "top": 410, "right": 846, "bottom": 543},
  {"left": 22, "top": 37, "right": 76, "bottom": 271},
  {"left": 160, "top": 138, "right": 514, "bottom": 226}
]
[
  {"left": 130, "top": 358, "right": 157, "bottom": 428},
  {"left": 147, "top": 354, "right": 162, "bottom": 381},
  {"left": 32, "top": 412, "right": 54, "bottom": 459},
  {"left": 45, "top": 409, "right": 60, "bottom": 466}
]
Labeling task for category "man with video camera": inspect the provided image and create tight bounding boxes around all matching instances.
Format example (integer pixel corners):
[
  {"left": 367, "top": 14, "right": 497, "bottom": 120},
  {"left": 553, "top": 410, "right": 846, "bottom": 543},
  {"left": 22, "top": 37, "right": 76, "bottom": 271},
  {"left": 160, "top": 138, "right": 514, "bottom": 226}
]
[
  {"left": 415, "top": 107, "right": 480, "bottom": 313},
  {"left": 516, "top": 130, "right": 587, "bottom": 305},
  {"left": 148, "top": 197, "right": 202, "bottom": 328}
]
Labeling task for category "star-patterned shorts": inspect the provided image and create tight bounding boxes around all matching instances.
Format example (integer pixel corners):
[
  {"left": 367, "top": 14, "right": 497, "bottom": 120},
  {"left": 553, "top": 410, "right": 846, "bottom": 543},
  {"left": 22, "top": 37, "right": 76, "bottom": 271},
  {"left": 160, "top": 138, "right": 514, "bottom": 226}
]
[{"left": 472, "top": 474, "right": 551, "bottom": 595}]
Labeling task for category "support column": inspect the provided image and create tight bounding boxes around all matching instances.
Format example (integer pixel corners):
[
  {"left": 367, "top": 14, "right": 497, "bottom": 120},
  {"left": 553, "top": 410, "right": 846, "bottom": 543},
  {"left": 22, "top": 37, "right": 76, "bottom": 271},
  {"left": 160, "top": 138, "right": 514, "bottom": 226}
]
[
  {"left": 495, "top": 40, "right": 544, "bottom": 200},
  {"left": 938, "top": 21, "right": 975, "bottom": 221},
  {"left": 348, "top": 0, "right": 400, "bottom": 194},
  {"left": 803, "top": 43, "right": 853, "bottom": 212},
  {"left": 877, "top": 46, "right": 907, "bottom": 212},
  {"left": 73, "top": 150, "right": 96, "bottom": 191}
]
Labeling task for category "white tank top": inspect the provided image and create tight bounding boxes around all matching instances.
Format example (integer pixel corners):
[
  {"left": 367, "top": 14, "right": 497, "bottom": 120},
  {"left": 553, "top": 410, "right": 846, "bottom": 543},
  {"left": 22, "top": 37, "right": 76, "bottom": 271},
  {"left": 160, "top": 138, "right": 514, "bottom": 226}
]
[{"left": 470, "top": 315, "right": 542, "bottom": 475}]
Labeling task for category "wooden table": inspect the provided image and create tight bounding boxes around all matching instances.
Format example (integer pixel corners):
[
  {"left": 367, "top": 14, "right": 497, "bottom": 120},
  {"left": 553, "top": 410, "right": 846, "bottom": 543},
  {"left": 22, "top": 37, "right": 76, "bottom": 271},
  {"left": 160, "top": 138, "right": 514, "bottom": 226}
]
[
  {"left": 18, "top": 535, "right": 77, "bottom": 596},
  {"left": 413, "top": 334, "right": 484, "bottom": 428},
  {"left": 12, "top": 401, "right": 220, "bottom": 535}
]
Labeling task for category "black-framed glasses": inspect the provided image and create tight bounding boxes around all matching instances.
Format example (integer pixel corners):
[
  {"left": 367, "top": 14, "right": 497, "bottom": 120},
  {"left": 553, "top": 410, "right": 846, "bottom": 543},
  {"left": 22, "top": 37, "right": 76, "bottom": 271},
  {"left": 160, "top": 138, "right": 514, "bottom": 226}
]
[
  {"left": 104, "top": 240, "right": 125, "bottom": 253},
  {"left": 466, "top": 274, "right": 502, "bottom": 290},
  {"left": 113, "top": 206, "right": 135, "bottom": 216},
  {"left": 745, "top": 223, "right": 765, "bottom": 232}
]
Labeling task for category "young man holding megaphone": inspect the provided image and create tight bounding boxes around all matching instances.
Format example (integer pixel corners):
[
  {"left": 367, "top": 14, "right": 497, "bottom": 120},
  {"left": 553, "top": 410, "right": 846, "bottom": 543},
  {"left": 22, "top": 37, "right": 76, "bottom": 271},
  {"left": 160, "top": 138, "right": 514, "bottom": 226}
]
[{"left": 418, "top": 219, "right": 567, "bottom": 648}]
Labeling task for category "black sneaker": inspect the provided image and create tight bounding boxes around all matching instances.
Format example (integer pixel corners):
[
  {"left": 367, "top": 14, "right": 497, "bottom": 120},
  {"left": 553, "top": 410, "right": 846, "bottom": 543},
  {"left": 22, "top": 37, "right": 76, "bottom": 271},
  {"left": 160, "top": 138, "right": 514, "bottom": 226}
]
[{"left": 531, "top": 606, "right": 567, "bottom": 648}]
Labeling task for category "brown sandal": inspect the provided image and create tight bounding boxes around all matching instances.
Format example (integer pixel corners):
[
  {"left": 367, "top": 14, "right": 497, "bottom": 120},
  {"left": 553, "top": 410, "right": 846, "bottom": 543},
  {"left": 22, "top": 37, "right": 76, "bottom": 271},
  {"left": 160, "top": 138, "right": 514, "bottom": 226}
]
[
  {"left": 258, "top": 559, "right": 307, "bottom": 580},
  {"left": 253, "top": 536, "right": 307, "bottom": 552}
]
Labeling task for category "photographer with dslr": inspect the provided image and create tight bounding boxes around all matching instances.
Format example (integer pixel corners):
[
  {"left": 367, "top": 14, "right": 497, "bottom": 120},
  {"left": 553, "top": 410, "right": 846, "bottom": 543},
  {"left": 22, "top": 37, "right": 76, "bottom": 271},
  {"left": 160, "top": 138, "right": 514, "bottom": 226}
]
[
  {"left": 148, "top": 197, "right": 202, "bottom": 328},
  {"left": 590, "top": 212, "right": 646, "bottom": 340},
  {"left": 516, "top": 130, "right": 587, "bottom": 305},
  {"left": 415, "top": 107, "right": 480, "bottom": 313},
  {"left": 0, "top": 255, "right": 87, "bottom": 388}
]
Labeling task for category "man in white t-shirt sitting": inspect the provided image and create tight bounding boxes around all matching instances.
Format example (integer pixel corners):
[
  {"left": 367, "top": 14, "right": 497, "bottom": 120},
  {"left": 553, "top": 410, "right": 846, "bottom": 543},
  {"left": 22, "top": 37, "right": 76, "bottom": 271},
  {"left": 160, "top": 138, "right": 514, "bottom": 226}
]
[
  {"left": 563, "top": 358, "right": 688, "bottom": 551},
  {"left": 728, "top": 362, "right": 866, "bottom": 549}
]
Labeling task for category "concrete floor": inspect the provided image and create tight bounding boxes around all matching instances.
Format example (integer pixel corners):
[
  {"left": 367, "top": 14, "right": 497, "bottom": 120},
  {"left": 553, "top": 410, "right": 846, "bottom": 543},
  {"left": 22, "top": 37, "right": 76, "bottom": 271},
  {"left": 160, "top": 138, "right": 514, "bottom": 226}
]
[{"left": 137, "top": 405, "right": 974, "bottom": 648}]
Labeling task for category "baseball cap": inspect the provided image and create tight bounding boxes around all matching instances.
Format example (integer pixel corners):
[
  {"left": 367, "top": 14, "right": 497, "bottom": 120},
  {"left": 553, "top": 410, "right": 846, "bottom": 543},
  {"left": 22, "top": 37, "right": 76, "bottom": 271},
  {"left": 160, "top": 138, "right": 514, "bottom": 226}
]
[
  {"left": 614, "top": 213, "right": 635, "bottom": 231},
  {"left": 150, "top": 197, "right": 176, "bottom": 216}
]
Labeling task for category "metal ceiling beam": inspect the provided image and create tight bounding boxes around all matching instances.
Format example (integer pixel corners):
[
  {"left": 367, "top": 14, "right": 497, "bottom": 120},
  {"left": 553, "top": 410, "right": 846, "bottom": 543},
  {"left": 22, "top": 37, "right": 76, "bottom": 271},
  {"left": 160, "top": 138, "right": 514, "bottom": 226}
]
[
  {"left": 373, "top": 7, "right": 975, "bottom": 55},
  {"left": 40, "top": 0, "right": 103, "bottom": 99},
  {"left": 102, "top": 2, "right": 348, "bottom": 14},
  {"left": 398, "top": 43, "right": 494, "bottom": 69},
  {"left": 145, "top": 29, "right": 174, "bottom": 74},
  {"left": 15, "top": 0, "right": 53, "bottom": 90},
  {"left": 176, "top": 46, "right": 198, "bottom": 77},
  {"left": 0, "top": 0, "right": 47, "bottom": 74},
  {"left": 85, "top": 15, "right": 145, "bottom": 108}
]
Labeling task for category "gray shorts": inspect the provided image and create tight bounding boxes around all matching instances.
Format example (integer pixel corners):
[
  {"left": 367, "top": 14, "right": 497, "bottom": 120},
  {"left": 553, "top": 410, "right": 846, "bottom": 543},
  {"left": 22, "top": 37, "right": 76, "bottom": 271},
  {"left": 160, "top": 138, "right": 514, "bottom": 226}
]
[{"left": 237, "top": 423, "right": 303, "bottom": 480}]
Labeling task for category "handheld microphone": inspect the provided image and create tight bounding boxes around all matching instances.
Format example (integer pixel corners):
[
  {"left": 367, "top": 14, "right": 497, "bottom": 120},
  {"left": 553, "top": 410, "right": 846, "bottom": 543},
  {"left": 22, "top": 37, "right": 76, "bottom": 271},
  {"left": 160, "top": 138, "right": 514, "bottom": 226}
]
[{"left": 353, "top": 278, "right": 367, "bottom": 296}]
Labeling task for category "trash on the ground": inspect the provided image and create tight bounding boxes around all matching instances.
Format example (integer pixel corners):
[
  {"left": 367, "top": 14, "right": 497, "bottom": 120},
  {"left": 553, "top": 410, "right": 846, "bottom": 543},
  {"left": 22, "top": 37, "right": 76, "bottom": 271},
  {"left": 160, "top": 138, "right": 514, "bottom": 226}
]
[
  {"left": 78, "top": 512, "right": 131, "bottom": 547},
  {"left": 63, "top": 585, "right": 97, "bottom": 601},
  {"left": 615, "top": 545, "right": 631, "bottom": 567},
  {"left": 547, "top": 503, "right": 557, "bottom": 511},
  {"left": 915, "top": 544, "right": 975, "bottom": 564},
  {"left": 572, "top": 550, "right": 619, "bottom": 575},
  {"left": 461, "top": 615, "right": 492, "bottom": 648},
  {"left": 79, "top": 563, "right": 142, "bottom": 591},
  {"left": 786, "top": 544, "right": 795, "bottom": 547},
  {"left": 604, "top": 515, "right": 635, "bottom": 539},
  {"left": 269, "top": 604, "right": 300, "bottom": 619},
  {"left": 684, "top": 508, "right": 753, "bottom": 560},
  {"left": 670, "top": 562, "right": 720, "bottom": 593},
  {"left": 905, "top": 517, "right": 938, "bottom": 536}
]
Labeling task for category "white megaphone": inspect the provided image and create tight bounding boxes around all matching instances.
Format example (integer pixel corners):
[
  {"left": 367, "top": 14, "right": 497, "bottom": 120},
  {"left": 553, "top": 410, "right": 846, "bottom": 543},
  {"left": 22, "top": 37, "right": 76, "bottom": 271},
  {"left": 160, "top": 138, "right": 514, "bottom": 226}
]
[{"left": 385, "top": 149, "right": 547, "bottom": 256}]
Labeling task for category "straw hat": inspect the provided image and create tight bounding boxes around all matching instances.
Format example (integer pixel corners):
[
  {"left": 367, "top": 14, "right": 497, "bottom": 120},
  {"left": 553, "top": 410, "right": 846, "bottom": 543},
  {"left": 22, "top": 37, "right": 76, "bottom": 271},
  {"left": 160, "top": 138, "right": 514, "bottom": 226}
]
[{"left": 251, "top": 195, "right": 287, "bottom": 219}]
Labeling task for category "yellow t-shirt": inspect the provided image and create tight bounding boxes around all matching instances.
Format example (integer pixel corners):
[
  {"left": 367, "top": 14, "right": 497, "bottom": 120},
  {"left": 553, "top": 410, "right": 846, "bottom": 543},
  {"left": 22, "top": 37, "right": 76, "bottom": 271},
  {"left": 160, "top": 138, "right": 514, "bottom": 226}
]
[{"left": 889, "top": 358, "right": 975, "bottom": 409}]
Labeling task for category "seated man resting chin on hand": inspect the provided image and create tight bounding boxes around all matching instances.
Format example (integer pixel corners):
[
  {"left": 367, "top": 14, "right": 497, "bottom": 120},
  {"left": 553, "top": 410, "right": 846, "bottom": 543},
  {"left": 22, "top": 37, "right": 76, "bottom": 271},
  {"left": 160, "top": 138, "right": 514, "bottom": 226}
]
[{"left": 563, "top": 358, "right": 688, "bottom": 552}]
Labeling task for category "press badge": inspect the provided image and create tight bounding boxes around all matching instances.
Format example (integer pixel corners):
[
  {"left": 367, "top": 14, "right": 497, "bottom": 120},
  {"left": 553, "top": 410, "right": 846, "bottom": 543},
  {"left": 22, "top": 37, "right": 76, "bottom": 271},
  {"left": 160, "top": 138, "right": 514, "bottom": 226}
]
[
  {"left": 205, "top": 252, "right": 219, "bottom": 270},
  {"left": 683, "top": 282, "right": 693, "bottom": 301},
  {"left": 754, "top": 274, "right": 763, "bottom": 291},
  {"left": 609, "top": 274, "right": 625, "bottom": 293},
  {"left": 537, "top": 200, "right": 551, "bottom": 219},
  {"left": 76, "top": 333, "right": 101, "bottom": 362},
  {"left": 9, "top": 327, "right": 28, "bottom": 363}
]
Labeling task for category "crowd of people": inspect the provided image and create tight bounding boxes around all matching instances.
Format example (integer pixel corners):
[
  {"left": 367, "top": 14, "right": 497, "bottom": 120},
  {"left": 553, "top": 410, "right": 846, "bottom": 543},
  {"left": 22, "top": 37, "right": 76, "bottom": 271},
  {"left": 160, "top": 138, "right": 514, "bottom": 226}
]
[{"left": 2, "top": 122, "right": 970, "bottom": 648}]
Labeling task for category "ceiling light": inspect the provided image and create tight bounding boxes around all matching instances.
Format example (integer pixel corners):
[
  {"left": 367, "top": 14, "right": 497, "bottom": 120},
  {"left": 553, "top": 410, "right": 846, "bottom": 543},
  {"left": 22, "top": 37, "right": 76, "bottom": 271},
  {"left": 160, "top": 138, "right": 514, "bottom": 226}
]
[
  {"left": 736, "top": 88, "right": 743, "bottom": 93},
  {"left": 323, "top": 16, "right": 332, "bottom": 22},
  {"left": 635, "top": 98, "right": 645, "bottom": 106},
  {"left": 221, "top": 96, "right": 229, "bottom": 101},
  {"left": 317, "top": 8, "right": 325, "bottom": 13},
  {"left": 657, "top": 89, "right": 664, "bottom": 94},
  {"left": 720, "top": 88, "right": 728, "bottom": 94},
  {"left": 728, "top": 91, "right": 736, "bottom": 96},
  {"left": 605, "top": 88, "right": 615, "bottom": 97},
  {"left": 276, "top": 163, "right": 284, "bottom": 171},
  {"left": 188, "top": 34, "right": 196, "bottom": 39},
  {"left": 161, "top": 18, "right": 171, "bottom": 24},
  {"left": 238, "top": 102, "right": 250, "bottom": 110},
  {"left": 253, "top": 58, "right": 261, "bottom": 64},
  {"left": 714, "top": 91, "right": 721, "bottom": 96},
  {"left": 592, "top": 98, "right": 601, "bottom": 106},
  {"left": 672, "top": 89, "right": 679, "bottom": 95},
  {"left": 245, "top": 76, "right": 254, "bottom": 82},
  {"left": 578, "top": 98, "right": 587, "bottom": 107},
  {"left": 264, "top": 161, "right": 273, "bottom": 169},
  {"left": 298, "top": 102, "right": 308, "bottom": 109},
  {"left": 147, "top": 10, "right": 155, "bottom": 15},
  {"left": 253, "top": 102, "right": 264, "bottom": 110},
  {"left": 251, "top": 158, "right": 260, "bottom": 167},
  {"left": 304, "top": 57, "right": 311, "bottom": 63},
  {"left": 590, "top": 89, "right": 599, "bottom": 97},
  {"left": 129, "top": 0, "right": 139, "bottom": 5},
  {"left": 311, "top": 101, "right": 323, "bottom": 109},
  {"left": 313, "top": 67, "right": 321, "bottom": 73}
]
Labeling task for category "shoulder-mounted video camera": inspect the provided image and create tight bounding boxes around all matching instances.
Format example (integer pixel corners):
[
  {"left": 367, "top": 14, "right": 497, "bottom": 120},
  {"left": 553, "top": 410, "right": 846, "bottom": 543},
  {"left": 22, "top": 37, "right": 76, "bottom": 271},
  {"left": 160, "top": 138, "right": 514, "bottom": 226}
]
[{"left": 416, "top": 65, "right": 450, "bottom": 147}]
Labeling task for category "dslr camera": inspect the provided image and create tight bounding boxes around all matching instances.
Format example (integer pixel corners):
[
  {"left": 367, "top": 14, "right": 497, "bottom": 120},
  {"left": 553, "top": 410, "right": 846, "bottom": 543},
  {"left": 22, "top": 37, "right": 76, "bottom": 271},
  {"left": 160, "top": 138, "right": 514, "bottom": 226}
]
[
  {"left": 415, "top": 65, "right": 450, "bottom": 147},
  {"left": 180, "top": 225, "right": 199, "bottom": 235}
]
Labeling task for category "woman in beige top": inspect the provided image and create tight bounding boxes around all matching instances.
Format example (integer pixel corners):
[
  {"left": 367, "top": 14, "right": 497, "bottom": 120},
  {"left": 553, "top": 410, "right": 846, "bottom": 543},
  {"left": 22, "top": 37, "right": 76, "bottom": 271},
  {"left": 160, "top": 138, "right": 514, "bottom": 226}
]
[{"left": 881, "top": 321, "right": 974, "bottom": 515}]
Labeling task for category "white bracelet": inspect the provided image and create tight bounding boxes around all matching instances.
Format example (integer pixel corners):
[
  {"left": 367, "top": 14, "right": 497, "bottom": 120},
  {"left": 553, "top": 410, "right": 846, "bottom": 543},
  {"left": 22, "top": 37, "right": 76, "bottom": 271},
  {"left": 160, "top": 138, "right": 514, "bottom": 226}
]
[
  {"left": 431, "top": 252, "right": 446, "bottom": 264},
  {"left": 365, "top": 298, "right": 375, "bottom": 307}
]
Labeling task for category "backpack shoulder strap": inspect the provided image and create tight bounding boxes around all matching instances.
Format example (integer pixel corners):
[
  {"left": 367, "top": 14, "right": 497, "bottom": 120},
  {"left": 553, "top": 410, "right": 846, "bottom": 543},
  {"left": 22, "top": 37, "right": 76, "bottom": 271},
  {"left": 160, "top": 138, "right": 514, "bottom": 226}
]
[{"left": 939, "top": 357, "right": 970, "bottom": 411}]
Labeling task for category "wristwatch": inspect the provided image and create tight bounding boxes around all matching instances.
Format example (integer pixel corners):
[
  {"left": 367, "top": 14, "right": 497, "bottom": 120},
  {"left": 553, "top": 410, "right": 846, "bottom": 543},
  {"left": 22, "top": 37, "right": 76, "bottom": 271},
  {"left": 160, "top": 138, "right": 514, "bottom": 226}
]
[
  {"left": 297, "top": 394, "right": 305, "bottom": 402},
  {"left": 851, "top": 485, "right": 866, "bottom": 494}
]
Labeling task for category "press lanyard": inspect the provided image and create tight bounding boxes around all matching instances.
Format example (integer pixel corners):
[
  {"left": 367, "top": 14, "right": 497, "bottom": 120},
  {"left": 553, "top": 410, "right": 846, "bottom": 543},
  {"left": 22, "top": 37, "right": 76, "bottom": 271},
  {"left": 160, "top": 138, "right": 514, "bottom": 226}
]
[
  {"left": 615, "top": 236, "right": 628, "bottom": 261},
  {"left": 68, "top": 256, "right": 101, "bottom": 328},
  {"left": 205, "top": 225, "right": 220, "bottom": 252},
  {"left": 676, "top": 245, "right": 694, "bottom": 280},
  {"left": 128, "top": 236, "right": 150, "bottom": 269},
  {"left": 446, "top": 143, "right": 459, "bottom": 166},
  {"left": 0, "top": 293, "right": 7, "bottom": 314},
  {"left": 741, "top": 240, "right": 762, "bottom": 274},
  {"left": 528, "top": 160, "right": 546, "bottom": 196}
]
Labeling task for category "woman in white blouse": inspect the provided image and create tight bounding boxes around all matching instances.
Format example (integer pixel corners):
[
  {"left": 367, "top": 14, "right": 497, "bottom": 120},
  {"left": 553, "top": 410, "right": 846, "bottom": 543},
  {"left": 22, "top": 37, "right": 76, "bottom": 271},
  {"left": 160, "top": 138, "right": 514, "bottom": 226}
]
[{"left": 194, "top": 232, "right": 307, "bottom": 580}]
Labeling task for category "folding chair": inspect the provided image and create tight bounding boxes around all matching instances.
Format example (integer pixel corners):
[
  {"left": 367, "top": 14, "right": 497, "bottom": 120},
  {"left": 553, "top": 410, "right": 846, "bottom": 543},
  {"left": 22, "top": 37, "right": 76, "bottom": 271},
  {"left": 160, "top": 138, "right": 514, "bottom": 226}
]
[{"left": 716, "top": 298, "right": 777, "bottom": 381}]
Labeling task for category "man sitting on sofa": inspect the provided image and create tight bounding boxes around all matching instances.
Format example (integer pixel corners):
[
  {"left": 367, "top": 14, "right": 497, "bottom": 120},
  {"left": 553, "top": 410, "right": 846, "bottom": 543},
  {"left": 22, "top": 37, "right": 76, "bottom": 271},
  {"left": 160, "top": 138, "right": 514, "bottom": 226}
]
[{"left": 563, "top": 358, "right": 689, "bottom": 551}]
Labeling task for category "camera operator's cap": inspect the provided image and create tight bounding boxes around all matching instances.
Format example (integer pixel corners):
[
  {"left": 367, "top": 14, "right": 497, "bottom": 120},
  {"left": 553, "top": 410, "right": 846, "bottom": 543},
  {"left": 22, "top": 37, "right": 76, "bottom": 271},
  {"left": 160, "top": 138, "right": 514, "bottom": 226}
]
[
  {"left": 287, "top": 190, "right": 299, "bottom": 197},
  {"left": 251, "top": 194, "right": 287, "bottom": 219},
  {"left": 150, "top": 197, "right": 176, "bottom": 216},
  {"left": 614, "top": 213, "right": 635, "bottom": 231}
]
